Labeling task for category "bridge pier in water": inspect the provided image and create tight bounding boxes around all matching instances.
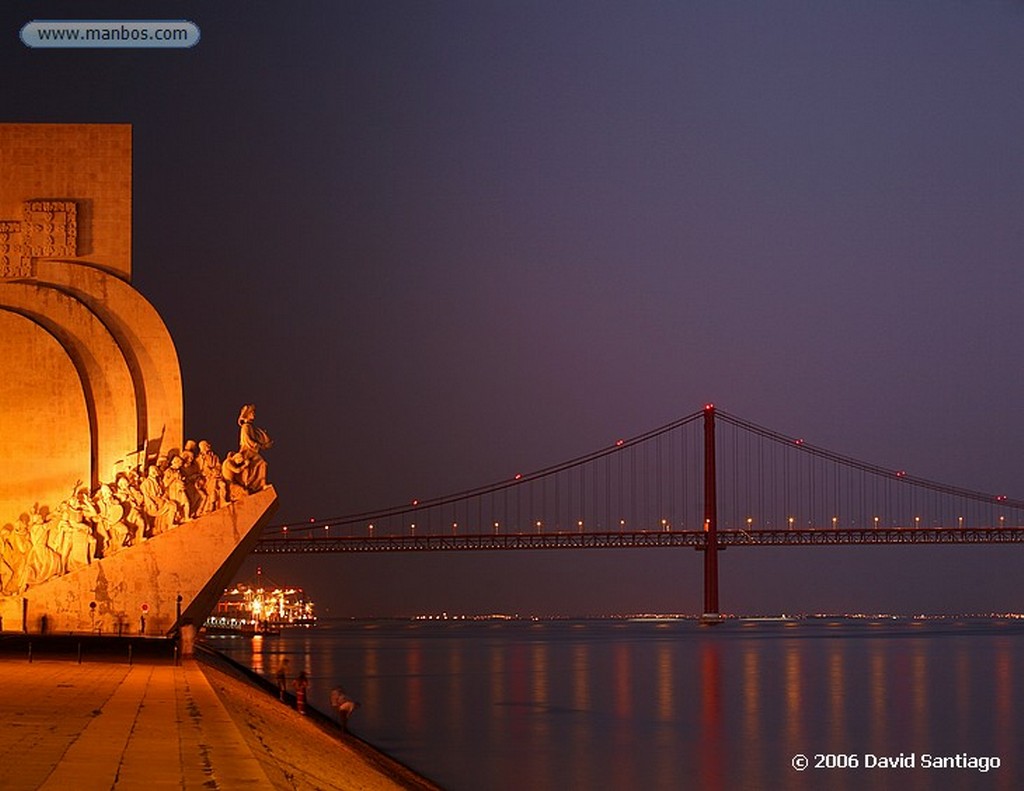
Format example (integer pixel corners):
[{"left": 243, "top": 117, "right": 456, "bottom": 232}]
[{"left": 701, "top": 403, "right": 722, "bottom": 623}]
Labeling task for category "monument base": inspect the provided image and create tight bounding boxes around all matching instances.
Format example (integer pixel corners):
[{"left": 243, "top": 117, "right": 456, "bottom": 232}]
[{"left": 0, "top": 487, "right": 278, "bottom": 636}]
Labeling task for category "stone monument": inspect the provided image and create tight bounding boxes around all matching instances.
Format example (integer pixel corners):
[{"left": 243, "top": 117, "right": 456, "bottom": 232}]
[{"left": 0, "top": 124, "right": 278, "bottom": 635}]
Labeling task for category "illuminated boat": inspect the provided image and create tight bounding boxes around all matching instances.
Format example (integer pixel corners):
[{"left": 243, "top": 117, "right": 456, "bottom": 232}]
[{"left": 205, "top": 569, "right": 316, "bottom": 634}]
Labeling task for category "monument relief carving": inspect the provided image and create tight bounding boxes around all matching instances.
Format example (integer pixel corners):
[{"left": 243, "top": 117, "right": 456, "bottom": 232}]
[
  {"left": 22, "top": 200, "right": 78, "bottom": 260},
  {"left": 0, "top": 200, "right": 78, "bottom": 278},
  {"left": 0, "top": 221, "right": 25, "bottom": 278},
  {"left": 0, "top": 421, "right": 272, "bottom": 596}
]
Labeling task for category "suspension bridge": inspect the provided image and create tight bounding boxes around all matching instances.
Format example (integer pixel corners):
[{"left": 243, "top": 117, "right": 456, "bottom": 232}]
[{"left": 254, "top": 405, "right": 1024, "bottom": 616}]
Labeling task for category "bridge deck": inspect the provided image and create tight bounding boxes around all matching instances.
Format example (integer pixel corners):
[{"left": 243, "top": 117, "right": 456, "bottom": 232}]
[{"left": 253, "top": 527, "right": 1024, "bottom": 553}]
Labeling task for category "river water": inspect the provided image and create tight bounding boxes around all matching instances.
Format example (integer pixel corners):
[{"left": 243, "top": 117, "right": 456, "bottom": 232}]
[{"left": 209, "top": 617, "right": 1023, "bottom": 790}]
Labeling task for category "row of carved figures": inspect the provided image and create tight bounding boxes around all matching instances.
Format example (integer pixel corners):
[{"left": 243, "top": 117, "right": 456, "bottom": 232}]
[{"left": 0, "top": 404, "right": 273, "bottom": 597}]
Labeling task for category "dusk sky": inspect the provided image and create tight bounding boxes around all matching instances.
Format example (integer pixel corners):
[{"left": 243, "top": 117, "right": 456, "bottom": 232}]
[{"left": 4, "top": 1, "right": 1024, "bottom": 617}]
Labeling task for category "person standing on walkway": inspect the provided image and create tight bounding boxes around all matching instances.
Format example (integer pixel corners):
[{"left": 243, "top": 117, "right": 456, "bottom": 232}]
[
  {"left": 275, "top": 658, "right": 290, "bottom": 701},
  {"left": 330, "top": 686, "right": 360, "bottom": 731},
  {"left": 293, "top": 671, "right": 309, "bottom": 714}
]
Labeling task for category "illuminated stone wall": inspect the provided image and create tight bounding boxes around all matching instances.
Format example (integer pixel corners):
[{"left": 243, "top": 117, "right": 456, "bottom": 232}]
[
  {"left": 0, "top": 124, "right": 132, "bottom": 278},
  {"left": 0, "top": 123, "right": 183, "bottom": 530}
]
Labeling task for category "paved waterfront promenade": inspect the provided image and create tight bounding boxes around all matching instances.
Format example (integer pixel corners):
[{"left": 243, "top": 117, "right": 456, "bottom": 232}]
[{"left": 0, "top": 638, "right": 438, "bottom": 790}]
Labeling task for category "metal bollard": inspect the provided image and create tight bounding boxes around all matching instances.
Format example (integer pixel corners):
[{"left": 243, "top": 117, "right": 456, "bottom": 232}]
[
  {"left": 28, "top": 642, "right": 32, "bottom": 663},
  {"left": 128, "top": 644, "right": 133, "bottom": 666},
  {"left": 77, "top": 643, "right": 82, "bottom": 664}
]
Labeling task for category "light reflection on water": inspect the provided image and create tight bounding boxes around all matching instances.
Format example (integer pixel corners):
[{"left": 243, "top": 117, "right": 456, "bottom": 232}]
[{"left": 209, "top": 619, "right": 1024, "bottom": 790}]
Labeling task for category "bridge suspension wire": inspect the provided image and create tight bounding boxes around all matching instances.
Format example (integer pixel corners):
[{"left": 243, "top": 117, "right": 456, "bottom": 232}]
[
  {"left": 268, "top": 408, "right": 707, "bottom": 536},
  {"left": 714, "top": 409, "right": 1024, "bottom": 532},
  {"left": 264, "top": 406, "right": 1024, "bottom": 547}
]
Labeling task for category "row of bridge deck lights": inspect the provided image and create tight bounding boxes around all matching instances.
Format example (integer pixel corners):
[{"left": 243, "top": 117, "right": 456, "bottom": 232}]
[
  {"left": 280, "top": 514, "right": 1015, "bottom": 537},
  {"left": 744, "top": 515, "right": 1006, "bottom": 531}
]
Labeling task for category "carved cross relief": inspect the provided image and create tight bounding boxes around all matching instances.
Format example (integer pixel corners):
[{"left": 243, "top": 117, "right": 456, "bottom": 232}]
[{"left": 0, "top": 200, "right": 78, "bottom": 278}]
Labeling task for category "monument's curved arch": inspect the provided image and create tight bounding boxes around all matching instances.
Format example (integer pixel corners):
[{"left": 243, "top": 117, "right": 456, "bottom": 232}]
[
  {"left": 0, "top": 310, "right": 91, "bottom": 522},
  {"left": 32, "top": 260, "right": 183, "bottom": 456},
  {"left": 0, "top": 267, "right": 184, "bottom": 526},
  {"left": 0, "top": 283, "right": 138, "bottom": 490}
]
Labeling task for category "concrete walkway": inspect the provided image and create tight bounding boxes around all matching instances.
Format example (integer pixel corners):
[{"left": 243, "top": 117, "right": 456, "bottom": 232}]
[{"left": 0, "top": 655, "right": 275, "bottom": 790}]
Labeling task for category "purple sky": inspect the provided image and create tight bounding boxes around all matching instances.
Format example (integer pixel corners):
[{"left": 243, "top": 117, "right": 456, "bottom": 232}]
[{"left": 5, "top": 1, "right": 1024, "bottom": 616}]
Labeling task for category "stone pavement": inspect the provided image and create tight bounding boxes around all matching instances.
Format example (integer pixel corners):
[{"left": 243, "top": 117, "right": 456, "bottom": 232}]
[{"left": 0, "top": 651, "right": 275, "bottom": 790}]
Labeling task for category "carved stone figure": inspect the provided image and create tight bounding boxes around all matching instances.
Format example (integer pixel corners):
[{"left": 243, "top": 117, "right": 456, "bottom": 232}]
[
  {"left": 222, "top": 453, "right": 249, "bottom": 502},
  {"left": 162, "top": 456, "right": 190, "bottom": 521},
  {"left": 116, "top": 474, "right": 147, "bottom": 544},
  {"left": 196, "top": 440, "right": 224, "bottom": 515},
  {"left": 1, "top": 519, "right": 31, "bottom": 594},
  {"left": 67, "top": 520, "right": 94, "bottom": 571},
  {"left": 93, "top": 484, "right": 129, "bottom": 556},
  {"left": 27, "top": 506, "right": 61, "bottom": 583},
  {"left": 0, "top": 527, "right": 9, "bottom": 593},
  {"left": 0, "top": 525, "right": 8, "bottom": 593},
  {"left": 238, "top": 403, "right": 273, "bottom": 492},
  {"left": 61, "top": 488, "right": 97, "bottom": 572},
  {"left": 179, "top": 447, "right": 202, "bottom": 517},
  {"left": 141, "top": 465, "right": 176, "bottom": 535},
  {"left": 50, "top": 503, "right": 75, "bottom": 575}
]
